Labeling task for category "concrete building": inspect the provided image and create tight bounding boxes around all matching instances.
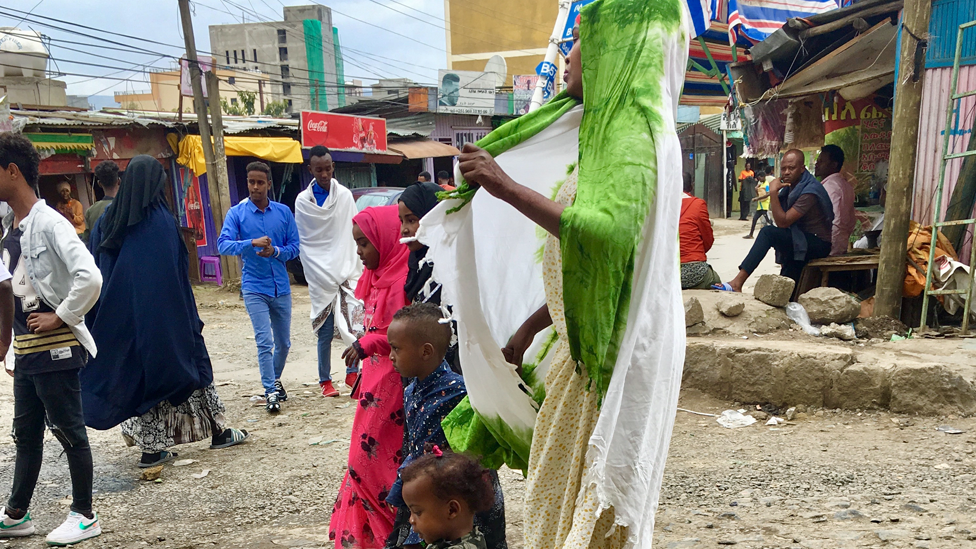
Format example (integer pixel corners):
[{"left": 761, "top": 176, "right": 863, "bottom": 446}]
[
  {"left": 113, "top": 67, "right": 270, "bottom": 113},
  {"left": 0, "top": 76, "right": 67, "bottom": 107},
  {"left": 209, "top": 4, "right": 342, "bottom": 114},
  {"left": 444, "top": 0, "right": 554, "bottom": 87}
]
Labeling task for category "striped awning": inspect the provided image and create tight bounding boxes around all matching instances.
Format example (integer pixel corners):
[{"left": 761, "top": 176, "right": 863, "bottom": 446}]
[{"left": 24, "top": 133, "right": 94, "bottom": 153}]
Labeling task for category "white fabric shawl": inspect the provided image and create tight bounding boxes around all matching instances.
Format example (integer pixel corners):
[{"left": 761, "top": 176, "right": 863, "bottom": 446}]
[
  {"left": 295, "top": 179, "right": 362, "bottom": 342},
  {"left": 418, "top": 106, "right": 584, "bottom": 454},
  {"left": 418, "top": 7, "right": 689, "bottom": 545}
]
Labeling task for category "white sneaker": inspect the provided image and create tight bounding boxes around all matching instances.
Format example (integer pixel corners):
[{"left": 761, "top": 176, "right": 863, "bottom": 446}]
[
  {"left": 45, "top": 511, "right": 101, "bottom": 546},
  {"left": 0, "top": 507, "right": 35, "bottom": 537}
]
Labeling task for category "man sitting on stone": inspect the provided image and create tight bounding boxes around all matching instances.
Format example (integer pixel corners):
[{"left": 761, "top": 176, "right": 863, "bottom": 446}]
[
  {"left": 716, "top": 149, "right": 833, "bottom": 292},
  {"left": 680, "top": 172, "right": 722, "bottom": 289}
]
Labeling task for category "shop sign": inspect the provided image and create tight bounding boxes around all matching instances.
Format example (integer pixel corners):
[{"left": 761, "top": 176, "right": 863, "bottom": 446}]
[{"left": 300, "top": 111, "right": 388, "bottom": 152}]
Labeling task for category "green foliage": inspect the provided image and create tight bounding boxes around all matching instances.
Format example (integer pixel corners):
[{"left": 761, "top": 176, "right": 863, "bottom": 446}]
[
  {"left": 220, "top": 90, "right": 257, "bottom": 116},
  {"left": 262, "top": 100, "right": 288, "bottom": 118}
]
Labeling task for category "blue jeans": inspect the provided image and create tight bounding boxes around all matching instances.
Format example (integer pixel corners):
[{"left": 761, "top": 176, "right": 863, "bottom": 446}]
[
  {"left": 317, "top": 310, "right": 358, "bottom": 383},
  {"left": 243, "top": 292, "right": 292, "bottom": 396}
]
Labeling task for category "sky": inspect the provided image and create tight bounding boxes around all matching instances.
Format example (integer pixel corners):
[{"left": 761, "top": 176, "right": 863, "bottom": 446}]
[{"left": 0, "top": 0, "right": 450, "bottom": 98}]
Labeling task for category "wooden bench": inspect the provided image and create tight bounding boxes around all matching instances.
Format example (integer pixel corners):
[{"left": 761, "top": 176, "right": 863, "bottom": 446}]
[{"left": 795, "top": 252, "right": 880, "bottom": 298}]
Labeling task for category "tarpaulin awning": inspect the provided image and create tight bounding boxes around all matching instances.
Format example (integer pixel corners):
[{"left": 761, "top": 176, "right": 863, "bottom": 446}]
[
  {"left": 177, "top": 135, "right": 303, "bottom": 177},
  {"left": 388, "top": 139, "right": 460, "bottom": 159},
  {"left": 25, "top": 132, "right": 93, "bottom": 153}
]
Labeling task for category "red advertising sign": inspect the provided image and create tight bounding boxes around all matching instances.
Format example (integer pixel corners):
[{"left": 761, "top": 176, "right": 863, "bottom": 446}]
[{"left": 300, "top": 111, "right": 388, "bottom": 152}]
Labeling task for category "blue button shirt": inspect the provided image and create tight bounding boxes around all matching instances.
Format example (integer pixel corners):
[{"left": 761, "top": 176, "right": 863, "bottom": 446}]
[
  {"left": 312, "top": 181, "right": 330, "bottom": 207},
  {"left": 217, "top": 198, "right": 300, "bottom": 297}
]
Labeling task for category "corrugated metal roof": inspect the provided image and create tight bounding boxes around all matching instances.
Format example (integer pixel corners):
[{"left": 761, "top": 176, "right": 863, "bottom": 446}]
[
  {"left": 677, "top": 113, "right": 723, "bottom": 134},
  {"left": 14, "top": 110, "right": 174, "bottom": 128},
  {"left": 386, "top": 113, "right": 435, "bottom": 137}
]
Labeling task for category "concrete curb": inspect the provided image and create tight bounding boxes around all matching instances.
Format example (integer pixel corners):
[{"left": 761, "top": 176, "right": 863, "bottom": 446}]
[{"left": 683, "top": 339, "right": 976, "bottom": 416}]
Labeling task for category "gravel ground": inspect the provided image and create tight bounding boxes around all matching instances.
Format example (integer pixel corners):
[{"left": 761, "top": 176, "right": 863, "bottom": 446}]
[{"left": 0, "top": 285, "right": 972, "bottom": 549}]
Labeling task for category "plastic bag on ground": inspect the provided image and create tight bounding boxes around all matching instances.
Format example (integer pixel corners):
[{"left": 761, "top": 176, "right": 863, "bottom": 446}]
[
  {"left": 786, "top": 302, "right": 821, "bottom": 336},
  {"left": 717, "top": 410, "right": 757, "bottom": 429}
]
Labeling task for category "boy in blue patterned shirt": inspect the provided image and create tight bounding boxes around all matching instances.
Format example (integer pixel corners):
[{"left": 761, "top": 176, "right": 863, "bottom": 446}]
[{"left": 384, "top": 304, "right": 506, "bottom": 549}]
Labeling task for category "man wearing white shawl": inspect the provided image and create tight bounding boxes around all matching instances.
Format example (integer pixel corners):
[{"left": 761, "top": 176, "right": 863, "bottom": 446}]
[
  {"left": 295, "top": 146, "right": 362, "bottom": 398},
  {"left": 418, "top": 1, "right": 692, "bottom": 547}
]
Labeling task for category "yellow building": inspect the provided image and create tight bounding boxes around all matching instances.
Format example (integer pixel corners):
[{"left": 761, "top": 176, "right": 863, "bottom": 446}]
[
  {"left": 114, "top": 67, "right": 272, "bottom": 113},
  {"left": 445, "top": 0, "right": 556, "bottom": 87}
]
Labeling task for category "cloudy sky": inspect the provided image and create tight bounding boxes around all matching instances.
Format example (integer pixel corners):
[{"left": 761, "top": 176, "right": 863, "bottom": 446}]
[{"left": 0, "top": 0, "right": 449, "bottom": 97}]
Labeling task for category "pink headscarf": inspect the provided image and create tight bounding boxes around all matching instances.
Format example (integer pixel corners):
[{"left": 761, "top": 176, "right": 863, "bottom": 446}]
[{"left": 353, "top": 205, "right": 410, "bottom": 329}]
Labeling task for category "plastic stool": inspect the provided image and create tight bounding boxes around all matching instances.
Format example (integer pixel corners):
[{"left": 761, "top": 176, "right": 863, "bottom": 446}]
[{"left": 200, "top": 256, "right": 222, "bottom": 286}]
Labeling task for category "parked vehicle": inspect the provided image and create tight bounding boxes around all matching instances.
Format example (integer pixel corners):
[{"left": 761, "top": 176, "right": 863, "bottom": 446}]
[{"left": 352, "top": 187, "right": 404, "bottom": 211}]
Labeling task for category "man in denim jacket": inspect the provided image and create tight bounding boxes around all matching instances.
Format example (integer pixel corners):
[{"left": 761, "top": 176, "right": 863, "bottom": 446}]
[{"left": 0, "top": 133, "right": 103, "bottom": 546}]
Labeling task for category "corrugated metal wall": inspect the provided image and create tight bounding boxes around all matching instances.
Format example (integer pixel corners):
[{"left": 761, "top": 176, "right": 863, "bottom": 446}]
[
  {"left": 927, "top": 0, "right": 976, "bottom": 68},
  {"left": 912, "top": 65, "right": 976, "bottom": 225}
]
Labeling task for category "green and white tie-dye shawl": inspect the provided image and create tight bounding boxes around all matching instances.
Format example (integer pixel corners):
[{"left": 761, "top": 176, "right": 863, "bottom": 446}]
[{"left": 418, "top": 0, "right": 689, "bottom": 546}]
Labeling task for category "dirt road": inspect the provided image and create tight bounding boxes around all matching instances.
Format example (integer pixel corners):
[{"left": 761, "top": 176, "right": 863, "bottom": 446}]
[{"left": 0, "top": 286, "right": 972, "bottom": 549}]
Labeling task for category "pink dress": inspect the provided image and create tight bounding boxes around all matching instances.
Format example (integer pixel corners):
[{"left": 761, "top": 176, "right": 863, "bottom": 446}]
[{"left": 331, "top": 206, "right": 410, "bottom": 549}]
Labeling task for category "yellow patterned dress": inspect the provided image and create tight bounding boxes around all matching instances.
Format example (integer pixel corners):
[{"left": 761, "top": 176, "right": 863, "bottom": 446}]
[{"left": 524, "top": 171, "right": 628, "bottom": 549}]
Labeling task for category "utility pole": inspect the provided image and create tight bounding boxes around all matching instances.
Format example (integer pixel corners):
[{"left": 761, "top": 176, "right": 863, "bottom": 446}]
[
  {"left": 258, "top": 79, "right": 266, "bottom": 113},
  {"left": 205, "top": 71, "right": 240, "bottom": 281},
  {"left": 873, "top": 0, "right": 932, "bottom": 319},
  {"left": 178, "top": 0, "right": 238, "bottom": 284},
  {"left": 529, "top": 0, "right": 571, "bottom": 112}
]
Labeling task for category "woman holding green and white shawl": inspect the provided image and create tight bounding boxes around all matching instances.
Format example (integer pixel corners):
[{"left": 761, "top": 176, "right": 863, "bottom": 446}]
[{"left": 418, "top": 1, "right": 691, "bottom": 547}]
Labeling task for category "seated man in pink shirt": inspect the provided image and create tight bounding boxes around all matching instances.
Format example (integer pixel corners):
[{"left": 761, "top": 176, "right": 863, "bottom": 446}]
[{"left": 816, "top": 144, "right": 855, "bottom": 256}]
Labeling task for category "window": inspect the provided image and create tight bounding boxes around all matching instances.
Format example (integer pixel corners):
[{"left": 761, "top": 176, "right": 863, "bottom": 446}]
[
  {"left": 278, "top": 47, "right": 288, "bottom": 61},
  {"left": 225, "top": 51, "right": 230, "bottom": 64},
  {"left": 280, "top": 65, "right": 290, "bottom": 78},
  {"left": 286, "top": 99, "right": 293, "bottom": 112},
  {"left": 228, "top": 76, "right": 236, "bottom": 85},
  {"left": 253, "top": 49, "right": 258, "bottom": 63},
  {"left": 233, "top": 50, "right": 238, "bottom": 64},
  {"left": 230, "top": 98, "right": 238, "bottom": 105},
  {"left": 277, "top": 29, "right": 287, "bottom": 44},
  {"left": 241, "top": 50, "right": 246, "bottom": 62},
  {"left": 282, "top": 83, "right": 292, "bottom": 96},
  {"left": 453, "top": 129, "right": 490, "bottom": 149}
]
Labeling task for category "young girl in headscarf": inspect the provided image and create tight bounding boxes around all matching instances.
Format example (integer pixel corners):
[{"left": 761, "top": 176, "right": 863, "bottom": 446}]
[{"left": 331, "top": 205, "right": 410, "bottom": 549}]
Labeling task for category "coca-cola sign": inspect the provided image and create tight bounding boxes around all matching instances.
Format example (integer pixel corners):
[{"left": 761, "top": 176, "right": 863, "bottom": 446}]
[{"left": 300, "top": 111, "right": 387, "bottom": 153}]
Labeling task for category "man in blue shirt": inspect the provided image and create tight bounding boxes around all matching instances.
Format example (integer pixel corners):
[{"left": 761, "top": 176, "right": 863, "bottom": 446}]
[{"left": 217, "top": 161, "right": 300, "bottom": 413}]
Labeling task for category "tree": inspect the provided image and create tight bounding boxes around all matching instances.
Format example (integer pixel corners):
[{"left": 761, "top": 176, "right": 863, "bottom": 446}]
[
  {"left": 220, "top": 90, "right": 257, "bottom": 116},
  {"left": 262, "top": 100, "right": 288, "bottom": 118}
]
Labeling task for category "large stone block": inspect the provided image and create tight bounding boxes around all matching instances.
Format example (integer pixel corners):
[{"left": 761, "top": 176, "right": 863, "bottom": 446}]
[
  {"left": 888, "top": 363, "right": 976, "bottom": 416},
  {"left": 753, "top": 275, "right": 795, "bottom": 307},
  {"left": 684, "top": 297, "right": 704, "bottom": 327},
  {"left": 827, "top": 363, "right": 889, "bottom": 410},
  {"left": 798, "top": 287, "right": 860, "bottom": 325}
]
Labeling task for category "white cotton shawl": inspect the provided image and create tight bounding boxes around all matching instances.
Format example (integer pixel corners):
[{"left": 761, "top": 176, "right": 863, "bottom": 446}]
[{"left": 295, "top": 179, "right": 362, "bottom": 341}]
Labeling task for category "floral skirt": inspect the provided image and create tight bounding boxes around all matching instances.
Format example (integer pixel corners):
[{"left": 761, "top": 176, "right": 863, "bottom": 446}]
[{"left": 121, "top": 384, "right": 227, "bottom": 453}]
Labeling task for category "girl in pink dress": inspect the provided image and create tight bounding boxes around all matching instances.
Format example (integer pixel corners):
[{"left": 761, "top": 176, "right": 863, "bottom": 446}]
[{"left": 331, "top": 205, "right": 410, "bottom": 548}]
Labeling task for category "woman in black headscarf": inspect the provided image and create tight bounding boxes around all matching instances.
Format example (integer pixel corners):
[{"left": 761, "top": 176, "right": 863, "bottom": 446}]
[
  {"left": 398, "top": 181, "right": 444, "bottom": 304},
  {"left": 82, "top": 155, "right": 247, "bottom": 468}
]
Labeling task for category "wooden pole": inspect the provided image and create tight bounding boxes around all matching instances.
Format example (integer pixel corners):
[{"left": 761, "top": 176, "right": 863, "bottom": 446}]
[
  {"left": 205, "top": 71, "right": 240, "bottom": 282},
  {"left": 178, "top": 0, "right": 237, "bottom": 285},
  {"left": 873, "top": 0, "right": 932, "bottom": 319}
]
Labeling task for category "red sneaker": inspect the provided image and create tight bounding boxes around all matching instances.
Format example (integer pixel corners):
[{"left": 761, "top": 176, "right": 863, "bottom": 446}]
[
  {"left": 320, "top": 381, "right": 340, "bottom": 398},
  {"left": 344, "top": 372, "right": 359, "bottom": 389}
]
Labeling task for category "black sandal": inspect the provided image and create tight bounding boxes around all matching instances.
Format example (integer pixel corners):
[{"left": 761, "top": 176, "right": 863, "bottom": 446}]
[{"left": 138, "top": 450, "right": 177, "bottom": 468}]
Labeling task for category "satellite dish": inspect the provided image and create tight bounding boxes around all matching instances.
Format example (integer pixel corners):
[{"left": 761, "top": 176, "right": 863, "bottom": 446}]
[{"left": 484, "top": 55, "right": 508, "bottom": 88}]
